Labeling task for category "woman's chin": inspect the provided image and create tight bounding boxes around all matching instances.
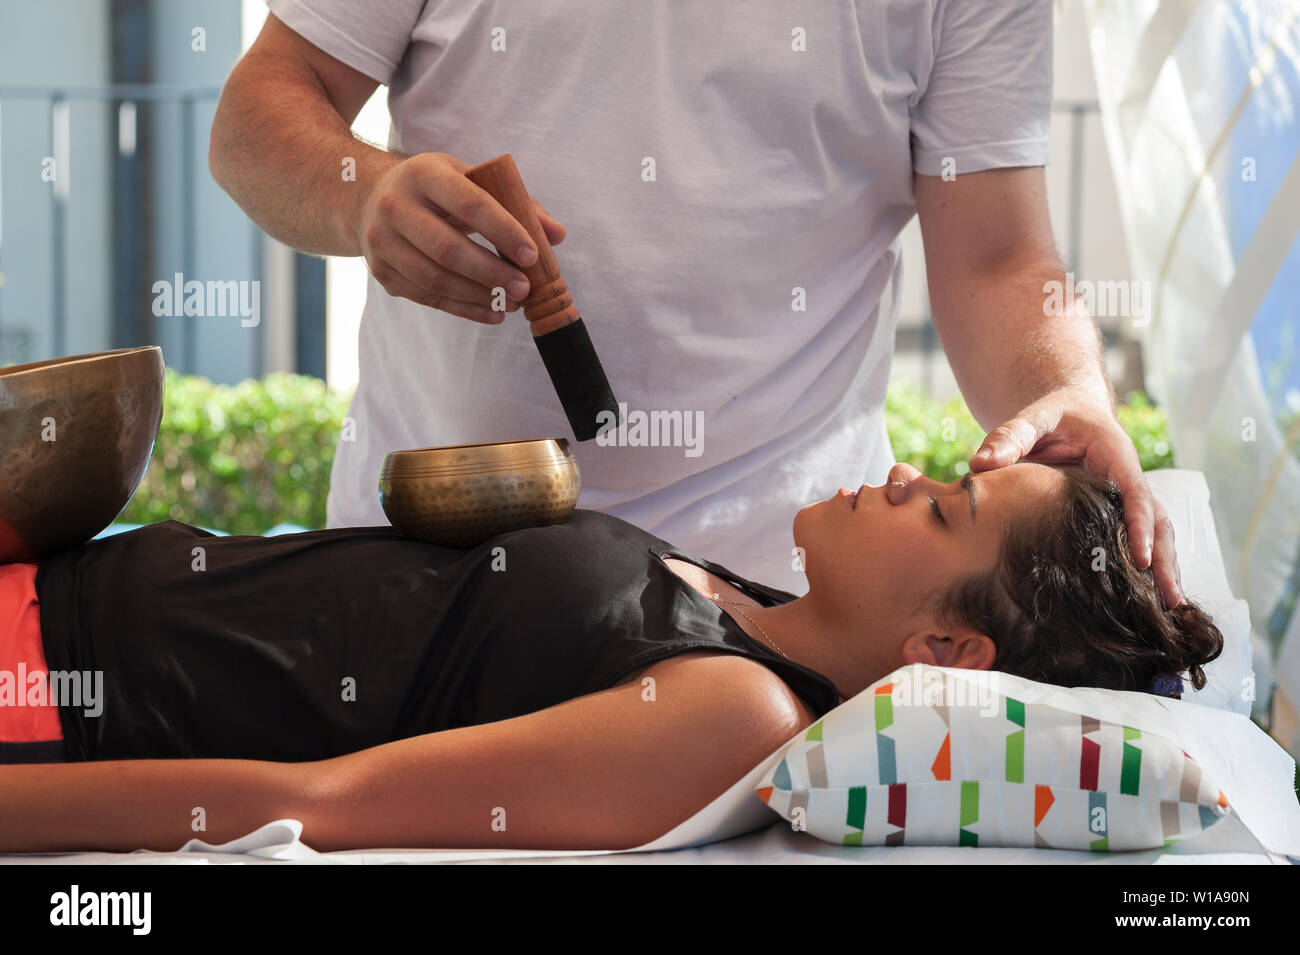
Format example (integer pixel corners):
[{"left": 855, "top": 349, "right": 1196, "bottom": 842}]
[
  {"left": 791, "top": 503, "right": 810, "bottom": 546},
  {"left": 791, "top": 498, "right": 826, "bottom": 550}
]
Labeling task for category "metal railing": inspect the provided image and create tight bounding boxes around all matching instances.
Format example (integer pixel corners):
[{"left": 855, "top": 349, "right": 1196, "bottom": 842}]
[{"left": 0, "top": 82, "right": 259, "bottom": 374}]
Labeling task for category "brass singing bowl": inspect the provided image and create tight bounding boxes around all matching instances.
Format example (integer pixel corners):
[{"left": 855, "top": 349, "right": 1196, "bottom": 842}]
[
  {"left": 379, "top": 437, "right": 581, "bottom": 548},
  {"left": 0, "top": 346, "right": 165, "bottom": 563}
]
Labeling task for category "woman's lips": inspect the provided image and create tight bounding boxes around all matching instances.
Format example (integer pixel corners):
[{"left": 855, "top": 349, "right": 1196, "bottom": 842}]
[{"left": 838, "top": 488, "right": 858, "bottom": 509}]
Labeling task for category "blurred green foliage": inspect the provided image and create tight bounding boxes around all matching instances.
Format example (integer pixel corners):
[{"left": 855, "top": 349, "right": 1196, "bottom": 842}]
[
  {"left": 1115, "top": 389, "right": 1178, "bottom": 471},
  {"left": 885, "top": 380, "right": 1174, "bottom": 481},
  {"left": 119, "top": 369, "right": 353, "bottom": 534},
  {"left": 120, "top": 372, "right": 1172, "bottom": 533}
]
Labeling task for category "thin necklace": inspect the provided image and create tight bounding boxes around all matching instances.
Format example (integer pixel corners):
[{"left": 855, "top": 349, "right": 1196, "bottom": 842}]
[
  {"left": 710, "top": 592, "right": 788, "bottom": 659},
  {"left": 711, "top": 591, "right": 847, "bottom": 705}
]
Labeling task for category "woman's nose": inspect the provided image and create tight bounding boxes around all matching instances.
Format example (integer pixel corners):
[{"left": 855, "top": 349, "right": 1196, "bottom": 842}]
[
  {"left": 883, "top": 463, "right": 924, "bottom": 502},
  {"left": 886, "top": 462, "right": 921, "bottom": 484}
]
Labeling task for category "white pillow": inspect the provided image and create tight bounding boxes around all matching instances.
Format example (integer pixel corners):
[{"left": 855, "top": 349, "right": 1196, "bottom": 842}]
[
  {"left": 755, "top": 664, "right": 1239, "bottom": 851},
  {"left": 1144, "top": 469, "right": 1254, "bottom": 714}
]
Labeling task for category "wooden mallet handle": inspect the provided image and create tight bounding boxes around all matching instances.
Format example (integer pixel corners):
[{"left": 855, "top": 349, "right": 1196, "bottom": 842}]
[{"left": 466, "top": 154, "right": 577, "bottom": 337}]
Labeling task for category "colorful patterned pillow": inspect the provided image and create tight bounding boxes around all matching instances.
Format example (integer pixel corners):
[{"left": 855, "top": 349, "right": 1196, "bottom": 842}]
[{"left": 756, "top": 663, "right": 1232, "bottom": 850}]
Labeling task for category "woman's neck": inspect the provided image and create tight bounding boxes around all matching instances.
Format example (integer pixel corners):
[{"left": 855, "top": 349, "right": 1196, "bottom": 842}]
[{"left": 731, "top": 597, "right": 880, "bottom": 703}]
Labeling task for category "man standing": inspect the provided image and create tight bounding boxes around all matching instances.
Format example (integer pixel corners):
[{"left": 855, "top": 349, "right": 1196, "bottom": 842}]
[{"left": 210, "top": 1, "right": 1183, "bottom": 606}]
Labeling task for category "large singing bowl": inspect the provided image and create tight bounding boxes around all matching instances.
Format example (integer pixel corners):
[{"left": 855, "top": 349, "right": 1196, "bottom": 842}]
[
  {"left": 0, "top": 346, "right": 164, "bottom": 562},
  {"left": 380, "top": 438, "right": 581, "bottom": 549}
]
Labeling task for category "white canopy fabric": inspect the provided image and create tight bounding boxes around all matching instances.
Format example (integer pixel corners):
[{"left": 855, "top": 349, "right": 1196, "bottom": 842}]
[{"left": 1082, "top": 0, "right": 1300, "bottom": 751}]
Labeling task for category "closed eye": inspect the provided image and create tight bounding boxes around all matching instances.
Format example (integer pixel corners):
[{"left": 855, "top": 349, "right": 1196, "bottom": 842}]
[{"left": 929, "top": 496, "right": 947, "bottom": 527}]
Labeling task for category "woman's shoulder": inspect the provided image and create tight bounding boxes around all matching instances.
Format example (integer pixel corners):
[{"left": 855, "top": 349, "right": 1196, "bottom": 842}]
[{"left": 611, "top": 651, "right": 821, "bottom": 733}]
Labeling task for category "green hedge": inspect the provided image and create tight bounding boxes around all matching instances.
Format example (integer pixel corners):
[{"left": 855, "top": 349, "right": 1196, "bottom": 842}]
[
  {"left": 119, "top": 369, "right": 353, "bottom": 535},
  {"left": 121, "top": 371, "right": 1174, "bottom": 533},
  {"left": 886, "top": 380, "right": 1175, "bottom": 482}
]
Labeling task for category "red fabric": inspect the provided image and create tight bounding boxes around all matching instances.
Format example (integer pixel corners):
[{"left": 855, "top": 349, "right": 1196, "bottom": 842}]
[{"left": 0, "top": 562, "right": 63, "bottom": 742}]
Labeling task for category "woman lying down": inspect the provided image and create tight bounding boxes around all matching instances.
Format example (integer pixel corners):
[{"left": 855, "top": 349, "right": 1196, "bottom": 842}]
[{"left": 0, "top": 461, "right": 1221, "bottom": 853}]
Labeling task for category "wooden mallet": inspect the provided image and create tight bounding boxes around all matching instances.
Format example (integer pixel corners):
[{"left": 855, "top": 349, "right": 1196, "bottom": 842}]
[{"left": 466, "top": 154, "right": 620, "bottom": 441}]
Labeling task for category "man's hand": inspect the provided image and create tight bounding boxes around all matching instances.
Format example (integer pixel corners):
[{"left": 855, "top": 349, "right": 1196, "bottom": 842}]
[
  {"left": 967, "top": 386, "right": 1185, "bottom": 608},
  {"left": 357, "top": 152, "right": 567, "bottom": 324},
  {"left": 209, "top": 14, "right": 567, "bottom": 324}
]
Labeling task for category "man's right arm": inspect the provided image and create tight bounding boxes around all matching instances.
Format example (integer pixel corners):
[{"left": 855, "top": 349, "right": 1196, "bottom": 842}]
[
  {"left": 209, "top": 14, "right": 565, "bottom": 324},
  {"left": 208, "top": 13, "right": 391, "bottom": 257}
]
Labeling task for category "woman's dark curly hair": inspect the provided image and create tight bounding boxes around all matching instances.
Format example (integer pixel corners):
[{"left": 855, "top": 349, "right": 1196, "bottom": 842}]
[{"left": 921, "top": 464, "right": 1223, "bottom": 699}]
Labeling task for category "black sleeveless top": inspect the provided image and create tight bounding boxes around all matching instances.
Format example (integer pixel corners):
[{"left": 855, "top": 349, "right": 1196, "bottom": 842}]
[{"left": 34, "top": 509, "right": 841, "bottom": 762}]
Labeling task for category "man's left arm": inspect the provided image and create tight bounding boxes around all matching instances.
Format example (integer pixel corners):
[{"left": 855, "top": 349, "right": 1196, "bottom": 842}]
[{"left": 914, "top": 166, "right": 1184, "bottom": 607}]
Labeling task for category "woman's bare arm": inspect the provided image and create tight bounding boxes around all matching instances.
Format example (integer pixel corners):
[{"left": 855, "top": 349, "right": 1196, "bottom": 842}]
[
  {"left": 310, "top": 652, "right": 811, "bottom": 850},
  {"left": 0, "top": 755, "right": 314, "bottom": 853},
  {"left": 0, "top": 653, "right": 810, "bottom": 853}
]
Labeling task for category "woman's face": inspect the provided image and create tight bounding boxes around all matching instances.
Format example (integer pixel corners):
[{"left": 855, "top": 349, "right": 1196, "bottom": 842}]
[{"left": 793, "top": 461, "right": 1069, "bottom": 665}]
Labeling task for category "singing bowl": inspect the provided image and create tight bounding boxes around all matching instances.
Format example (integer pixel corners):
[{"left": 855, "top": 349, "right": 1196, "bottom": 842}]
[
  {"left": 0, "top": 346, "right": 165, "bottom": 563},
  {"left": 379, "top": 438, "right": 581, "bottom": 549}
]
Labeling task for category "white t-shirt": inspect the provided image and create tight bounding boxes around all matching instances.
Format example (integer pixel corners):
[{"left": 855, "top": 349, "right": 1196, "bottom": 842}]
[{"left": 269, "top": 0, "right": 1052, "bottom": 594}]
